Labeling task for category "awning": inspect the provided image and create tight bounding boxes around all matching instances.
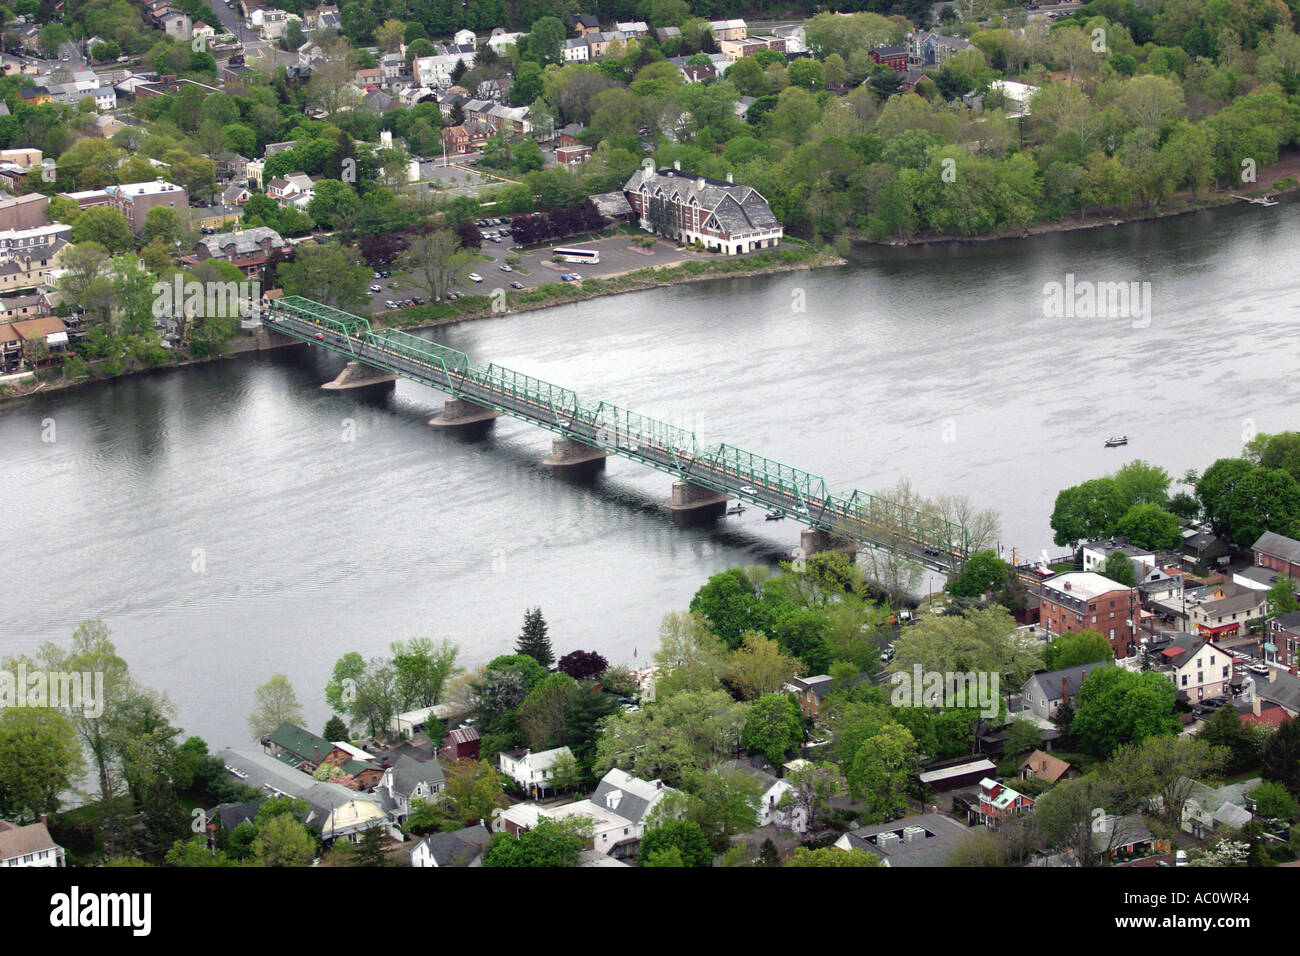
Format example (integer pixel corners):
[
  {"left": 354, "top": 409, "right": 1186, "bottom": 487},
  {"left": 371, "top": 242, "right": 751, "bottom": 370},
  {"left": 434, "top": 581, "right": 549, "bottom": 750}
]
[{"left": 45, "top": 331, "right": 68, "bottom": 345}]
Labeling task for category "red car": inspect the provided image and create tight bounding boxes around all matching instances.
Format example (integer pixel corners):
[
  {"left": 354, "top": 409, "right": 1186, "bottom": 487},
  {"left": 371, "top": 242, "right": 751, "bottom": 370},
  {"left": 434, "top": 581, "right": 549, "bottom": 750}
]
[{"left": 314, "top": 333, "right": 324, "bottom": 340}]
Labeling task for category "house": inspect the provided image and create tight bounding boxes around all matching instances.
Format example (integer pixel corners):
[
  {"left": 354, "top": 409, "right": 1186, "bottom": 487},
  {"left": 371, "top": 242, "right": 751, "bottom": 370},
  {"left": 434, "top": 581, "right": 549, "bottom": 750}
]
[
  {"left": 681, "top": 63, "right": 715, "bottom": 83},
  {"left": 719, "top": 760, "right": 806, "bottom": 833},
  {"left": 1186, "top": 584, "right": 1267, "bottom": 641},
  {"left": 0, "top": 194, "right": 47, "bottom": 231},
  {"left": 485, "top": 30, "right": 524, "bottom": 55},
  {"left": 104, "top": 180, "right": 190, "bottom": 234},
  {"left": 976, "top": 777, "right": 1034, "bottom": 826},
  {"left": 265, "top": 171, "right": 315, "bottom": 207},
  {"left": 1019, "top": 749, "right": 1075, "bottom": 785},
  {"left": 833, "top": 812, "right": 968, "bottom": 866},
  {"left": 219, "top": 748, "right": 387, "bottom": 838},
  {"left": 1254, "top": 531, "right": 1300, "bottom": 580},
  {"left": 907, "top": 30, "right": 974, "bottom": 68},
  {"left": 772, "top": 23, "right": 806, "bottom": 54},
  {"left": 562, "top": 37, "right": 590, "bottom": 62},
  {"left": 260, "top": 721, "right": 341, "bottom": 772},
  {"left": 615, "top": 20, "right": 649, "bottom": 36},
  {"left": 498, "top": 745, "right": 573, "bottom": 796},
  {"left": 708, "top": 18, "right": 748, "bottom": 41},
  {"left": 654, "top": 26, "right": 681, "bottom": 42},
  {"left": 1265, "top": 612, "right": 1300, "bottom": 670},
  {"left": 1093, "top": 813, "right": 1156, "bottom": 859},
  {"left": 17, "top": 86, "right": 51, "bottom": 105},
  {"left": 440, "top": 725, "right": 480, "bottom": 761},
  {"left": 0, "top": 224, "right": 72, "bottom": 258},
  {"left": 92, "top": 114, "right": 127, "bottom": 138},
  {"left": 1081, "top": 538, "right": 1155, "bottom": 577},
  {"left": 1255, "top": 666, "right": 1300, "bottom": 718},
  {"left": 1020, "top": 661, "right": 1111, "bottom": 720},
  {"left": 221, "top": 183, "right": 251, "bottom": 206},
  {"left": 191, "top": 225, "right": 287, "bottom": 277},
  {"left": 916, "top": 756, "right": 998, "bottom": 792},
  {"left": 869, "top": 44, "right": 908, "bottom": 71},
  {"left": 377, "top": 753, "right": 446, "bottom": 823},
  {"left": 500, "top": 769, "right": 676, "bottom": 860},
  {"left": 588, "top": 190, "right": 633, "bottom": 222},
  {"left": 410, "top": 822, "right": 492, "bottom": 867},
  {"left": 1147, "top": 633, "right": 1231, "bottom": 704},
  {"left": 572, "top": 14, "right": 601, "bottom": 36},
  {"left": 0, "top": 819, "right": 66, "bottom": 867},
  {"left": 1182, "top": 527, "right": 1230, "bottom": 574},
  {"left": 0, "top": 292, "right": 48, "bottom": 323},
  {"left": 1180, "top": 778, "right": 1257, "bottom": 838},
  {"left": 624, "top": 159, "right": 784, "bottom": 255},
  {"left": 785, "top": 674, "right": 834, "bottom": 719},
  {"left": 441, "top": 124, "right": 471, "bottom": 154},
  {"left": 556, "top": 144, "right": 592, "bottom": 166},
  {"left": 160, "top": 10, "right": 193, "bottom": 40},
  {"left": 1038, "top": 571, "right": 1140, "bottom": 658}
]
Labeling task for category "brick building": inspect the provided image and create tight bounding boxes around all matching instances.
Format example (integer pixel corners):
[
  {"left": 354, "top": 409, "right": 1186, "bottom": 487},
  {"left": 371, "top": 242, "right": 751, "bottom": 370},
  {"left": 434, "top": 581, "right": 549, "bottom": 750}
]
[
  {"left": 105, "top": 180, "right": 190, "bottom": 234},
  {"left": 623, "top": 159, "right": 784, "bottom": 255},
  {"left": 1038, "top": 571, "right": 1140, "bottom": 659}
]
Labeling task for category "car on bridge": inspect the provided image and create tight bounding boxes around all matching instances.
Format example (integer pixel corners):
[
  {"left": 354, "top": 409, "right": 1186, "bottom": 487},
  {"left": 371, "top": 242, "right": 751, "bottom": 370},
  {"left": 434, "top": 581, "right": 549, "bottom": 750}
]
[{"left": 740, "top": 485, "right": 757, "bottom": 495}]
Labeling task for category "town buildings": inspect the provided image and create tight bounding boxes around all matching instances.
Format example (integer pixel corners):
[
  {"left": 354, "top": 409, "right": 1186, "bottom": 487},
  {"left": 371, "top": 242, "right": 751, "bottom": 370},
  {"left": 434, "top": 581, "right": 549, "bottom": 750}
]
[
  {"left": 623, "top": 159, "right": 784, "bottom": 255},
  {"left": 1037, "top": 571, "right": 1140, "bottom": 658}
]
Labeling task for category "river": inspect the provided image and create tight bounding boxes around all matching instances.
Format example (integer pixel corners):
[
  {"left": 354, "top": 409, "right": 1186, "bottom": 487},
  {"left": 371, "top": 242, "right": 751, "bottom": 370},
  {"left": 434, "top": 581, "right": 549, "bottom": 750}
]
[{"left": 2, "top": 199, "right": 1297, "bottom": 749}]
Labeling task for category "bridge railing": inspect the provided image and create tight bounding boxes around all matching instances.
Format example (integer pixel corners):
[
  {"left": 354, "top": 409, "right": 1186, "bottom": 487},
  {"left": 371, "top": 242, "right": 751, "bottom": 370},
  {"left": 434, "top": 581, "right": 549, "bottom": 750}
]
[{"left": 266, "top": 295, "right": 973, "bottom": 570}]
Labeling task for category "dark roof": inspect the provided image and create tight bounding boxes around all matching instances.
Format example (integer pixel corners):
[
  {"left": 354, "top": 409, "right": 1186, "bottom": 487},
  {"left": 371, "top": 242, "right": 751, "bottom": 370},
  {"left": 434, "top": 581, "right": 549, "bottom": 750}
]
[
  {"left": 416, "top": 823, "right": 493, "bottom": 866},
  {"left": 390, "top": 753, "right": 445, "bottom": 796},
  {"left": 1022, "top": 661, "right": 1111, "bottom": 701},
  {"left": 265, "top": 721, "right": 333, "bottom": 764},
  {"left": 873, "top": 45, "right": 906, "bottom": 55},
  {"left": 1272, "top": 611, "right": 1300, "bottom": 632},
  {"left": 210, "top": 800, "right": 264, "bottom": 833},
  {"left": 1254, "top": 531, "right": 1300, "bottom": 564},
  {"left": 840, "top": 814, "right": 969, "bottom": 867}
]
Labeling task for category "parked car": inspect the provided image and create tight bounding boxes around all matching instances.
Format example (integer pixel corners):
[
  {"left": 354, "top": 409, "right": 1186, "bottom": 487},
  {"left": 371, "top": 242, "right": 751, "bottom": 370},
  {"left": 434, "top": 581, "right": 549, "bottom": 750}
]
[
  {"left": 369, "top": 284, "right": 382, "bottom": 293},
  {"left": 500, "top": 264, "right": 512, "bottom": 272},
  {"left": 510, "top": 281, "right": 524, "bottom": 289},
  {"left": 384, "top": 300, "right": 398, "bottom": 309},
  {"left": 373, "top": 271, "right": 383, "bottom": 279},
  {"left": 411, "top": 297, "right": 424, "bottom": 305},
  {"left": 468, "top": 273, "right": 483, "bottom": 282}
]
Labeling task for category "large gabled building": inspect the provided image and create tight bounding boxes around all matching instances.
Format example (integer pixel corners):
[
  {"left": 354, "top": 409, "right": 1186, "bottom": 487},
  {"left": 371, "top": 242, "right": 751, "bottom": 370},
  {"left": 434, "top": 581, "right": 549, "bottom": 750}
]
[{"left": 623, "top": 159, "right": 783, "bottom": 255}]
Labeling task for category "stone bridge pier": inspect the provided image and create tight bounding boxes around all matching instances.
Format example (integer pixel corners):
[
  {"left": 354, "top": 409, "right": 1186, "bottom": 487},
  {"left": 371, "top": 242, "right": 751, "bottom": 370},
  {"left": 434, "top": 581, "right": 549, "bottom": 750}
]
[
  {"left": 428, "top": 398, "right": 502, "bottom": 427},
  {"left": 666, "top": 480, "right": 729, "bottom": 514},
  {"left": 542, "top": 436, "right": 608, "bottom": 468},
  {"left": 799, "top": 528, "right": 858, "bottom": 561},
  {"left": 322, "top": 361, "right": 396, "bottom": 391}
]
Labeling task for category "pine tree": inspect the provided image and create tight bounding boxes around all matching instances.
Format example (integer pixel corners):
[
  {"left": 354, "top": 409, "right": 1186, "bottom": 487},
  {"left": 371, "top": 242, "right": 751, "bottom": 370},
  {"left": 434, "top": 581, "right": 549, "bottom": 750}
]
[
  {"left": 323, "top": 715, "right": 348, "bottom": 742},
  {"left": 356, "top": 824, "right": 388, "bottom": 867},
  {"left": 515, "top": 607, "right": 554, "bottom": 668}
]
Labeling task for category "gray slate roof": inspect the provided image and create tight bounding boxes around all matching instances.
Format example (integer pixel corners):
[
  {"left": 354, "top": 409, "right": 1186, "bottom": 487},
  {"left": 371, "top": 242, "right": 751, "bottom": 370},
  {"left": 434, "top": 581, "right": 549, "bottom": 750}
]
[
  {"left": 390, "top": 753, "right": 445, "bottom": 797},
  {"left": 1022, "top": 660, "right": 1112, "bottom": 702},
  {"left": 840, "top": 814, "right": 969, "bottom": 867},
  {"left": 196, "top": 226, "right": 285, "bottom": 257},
  {"left": 219, "top": 748, "right": 380, "bottom": 830},
  {"left": 1254, "top": 531, "right": 1300, "bottom": 564},
  {"left": 414, "top": 823, "right": 492, "bottom": 866},
  {"left": 624, "top": 166, "right": 780, "bottom": 234},
  {"left": 589, "top": 769, "right": 671, "bottom": 824}
]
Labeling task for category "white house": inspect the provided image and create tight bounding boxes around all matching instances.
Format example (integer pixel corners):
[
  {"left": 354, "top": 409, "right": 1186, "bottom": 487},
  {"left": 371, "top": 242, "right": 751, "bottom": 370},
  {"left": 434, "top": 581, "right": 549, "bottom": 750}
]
[
  {"left": 1152, "top": 633, "right": 1234, "bottom": 703},
  {"left": 410, "top": 822, "right": 492, "bottom": 867},
  {"left": 1081, "top": 539, "right": 1154, "bottom": 578},
  {"left": 562, "top": 37, "right": 590, "bottom": 62},
  {"left": 485, "top": 30, "right": 523, "bottom": 55},
  {"left": 378, "top": 753, "right": 446, "bottom": 823},
  {"left": 498, "top": 745, "right": 573, "bottom": 795},
  {"left": 414, "top": 53, "right": 475, "bottom": 89},
  {"left": 453, "top": 28, "right": 476, "bottom": 48},
  {"left": 720, "top": 761, "right": 806, "bottom": 833},
  {"left": 0, "top": 820, "right": 65, "bottom": 867}
]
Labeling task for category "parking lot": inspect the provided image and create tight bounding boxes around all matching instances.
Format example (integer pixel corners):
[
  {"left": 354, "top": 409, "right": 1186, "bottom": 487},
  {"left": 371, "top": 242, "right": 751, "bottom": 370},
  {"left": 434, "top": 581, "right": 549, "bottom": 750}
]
[{"left": 367, "top": 231, "right": 709, "bottom": 313}]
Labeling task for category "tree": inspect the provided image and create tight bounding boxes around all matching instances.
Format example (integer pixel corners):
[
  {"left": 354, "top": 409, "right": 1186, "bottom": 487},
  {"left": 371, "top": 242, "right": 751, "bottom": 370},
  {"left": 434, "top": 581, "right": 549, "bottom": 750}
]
[
  {"left": 1222, "top": 468, "right": 1300, "bottom": 548},
  {"left": 305, "top": 180, "right": 361, "bottom": 232},
  {"left": 165, "top": 836, "right": 234, "bottom": 866},
  {"left": 1071, "top": 668, "right": 1180, "bottom": 757},
  {"left": 483, "top": 817, "right": 590, "bottom": 866},
  {"left": 1199, "top": 704, "right": 1261, "bottom": 773},
  {"left": 251, "top": 813, "right": 316, "bottom": 867},
  {"left": 1245, "top": 431, "right": 1300, "bottom": 480},
  {"left": 787, "top": 846, "right": 883, "bottom": 867},
  {"left": 390, "top": 638, "right": 460, "bottom": 710},
  {"left": 1050, "top": 477, "right": 1126, "bottom": 547},
  {"left": 1102, "top": 549, "right": 1137, "bottom": 587},
  {"left": 515, "top": 606, "right": 555, "bottom": 668},
  {"left": 722, "top": 633, "right": 801, "bottom": 701},
  {"left": 1261, "top": 716, "right": 1300, "bottom": 795},
  {"left": 1105, "top": 735, "right": 1228, "bottom": 827},
  {"left": 788, "top": 57, "right": 825, "bottom": 92},
  {"left": 525, "top": 16, "right": 567, "bottom": 65},
  {"left": 639, "top": 819, "right": 712, "bottom": 866},
  {"left": 1044, "top": 629, "right": 1114, "bottom": 669},
  {"left": 323, "top": 715, "right": 349, "bottom": 742},
  {"left": 0, "top": 706, "right": 86, "bottom": 818},
  {"left": 784, "top": 760, "right": 846, "bottom": 830},
  {"left": 355, "top": 824, "right": 390, "bottom": 866},
  {"left": 247, "top": 674, "right": 305, "bottom": 740},
  {"left": 1268, "top": 575, "right": 1299, "bottom": 618},
  {"left": 400, "top": 229, "right": 473, "bottom": 302},
  {"left": 556, "top": 650, "right": 608, "bottom": 680},
  {"left": 1196, "top": 458, "right": 1256, "bottom": 537},
  {"left": 680, "top": 766, "right": 764, "bottom": 852},
  {"left": 592, "top": 689, "right": 747, "bottom": 786},
  {"left": 518, "top": 673, "right": 577, "bottom": 750},
  {"left": 889, "top": 606, "right": 1043, "bottom": 688},
  {"left": 71, "top": 206, "right": 133, "bottom": 255},
  {"left": 847, "top": 722, "right": 917, "bottom": 820},
  {"left": 1032, "top": 773, "right": 1143, "bottom": 866},
  {"left": 1005, "top": 717, "right": 1043, "bottom": 757},
  {"left": 740, "top": 694, "right": 803, "bottom": 767},
  {"left": 1114, "top": 503, "right": 1182, "bottom": 551},
  {"left": 946, "top": 550, "right": 1008, "bottom": 599},
  {"left": 440, "top": 759, "right": 509, "bottom": 826},
  {"left": 278, "top": 241, "right": 369, "bottom": 312}
]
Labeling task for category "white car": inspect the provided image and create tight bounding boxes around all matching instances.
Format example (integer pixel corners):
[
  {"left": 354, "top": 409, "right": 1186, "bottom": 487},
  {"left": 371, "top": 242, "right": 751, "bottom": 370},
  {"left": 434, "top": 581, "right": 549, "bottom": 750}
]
[
  {"left": 369, "top": 284, "right": 382, "bottom": 293},
  {"left": 740, "top": 485, "right": 757, "bottom": 495},
  {"left": 384, "top": 300, "right": 398, "bottom": 309},
  {"left": 468, "top": 273, "right": 483, "bottom": 282}
]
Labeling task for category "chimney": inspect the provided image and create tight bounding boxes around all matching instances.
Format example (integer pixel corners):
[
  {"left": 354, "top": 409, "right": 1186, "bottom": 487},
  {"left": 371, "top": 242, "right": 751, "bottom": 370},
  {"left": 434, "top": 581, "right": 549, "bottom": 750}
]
[
  {"left": 726, "top": 171, "right": 733, "bottom": 183},
  {"left": 1061, "top": 675, "right": 1068, "bottom": 703},
  {"left": 673, "top": 160, "right": 680, "bottom": 171}
]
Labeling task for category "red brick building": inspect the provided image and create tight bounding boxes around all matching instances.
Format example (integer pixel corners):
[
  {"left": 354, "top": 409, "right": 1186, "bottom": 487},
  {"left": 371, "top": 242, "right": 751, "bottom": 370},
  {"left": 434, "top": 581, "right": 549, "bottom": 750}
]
[
  {"left": 869, "top": 45, "right": 908, "bottom": 71},
  {"left": 1038, "top": 571, "right": 1140, "bottom": 659},
  {"left": 441, "top": 726, "right": 481, "bottom": 762}
]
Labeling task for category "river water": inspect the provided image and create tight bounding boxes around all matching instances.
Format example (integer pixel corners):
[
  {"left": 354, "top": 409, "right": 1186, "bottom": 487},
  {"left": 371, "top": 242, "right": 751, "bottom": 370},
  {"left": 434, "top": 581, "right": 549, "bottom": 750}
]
[{"left": 2, "top": 199, "right": 1297, "bottom": 749}]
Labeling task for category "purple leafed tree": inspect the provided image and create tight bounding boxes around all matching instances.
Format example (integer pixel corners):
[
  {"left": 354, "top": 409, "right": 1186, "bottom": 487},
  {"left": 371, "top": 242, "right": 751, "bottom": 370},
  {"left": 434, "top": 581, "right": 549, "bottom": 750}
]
[{"left": 556, "top": 650, "right": 609, "bottom": 680}]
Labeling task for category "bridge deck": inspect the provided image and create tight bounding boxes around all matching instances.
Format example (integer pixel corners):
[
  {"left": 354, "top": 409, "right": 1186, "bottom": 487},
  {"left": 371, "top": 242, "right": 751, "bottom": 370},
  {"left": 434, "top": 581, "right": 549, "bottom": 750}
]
[{"left": 266, "top": 296, "right": 970, "bottom": 571}]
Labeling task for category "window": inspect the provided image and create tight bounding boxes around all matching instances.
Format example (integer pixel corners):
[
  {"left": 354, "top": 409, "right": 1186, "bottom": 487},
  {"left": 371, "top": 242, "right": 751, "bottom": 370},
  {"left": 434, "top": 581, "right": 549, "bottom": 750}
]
[{"left": 1182, "top": 675, "right": 1188, "bottom": 686}]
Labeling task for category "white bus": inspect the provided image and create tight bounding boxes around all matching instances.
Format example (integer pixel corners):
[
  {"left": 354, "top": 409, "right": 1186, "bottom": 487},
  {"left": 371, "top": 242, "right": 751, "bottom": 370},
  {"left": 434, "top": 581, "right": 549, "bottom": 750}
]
[{"left": 553, "top": 247, "right": 600, "bottom": 264}]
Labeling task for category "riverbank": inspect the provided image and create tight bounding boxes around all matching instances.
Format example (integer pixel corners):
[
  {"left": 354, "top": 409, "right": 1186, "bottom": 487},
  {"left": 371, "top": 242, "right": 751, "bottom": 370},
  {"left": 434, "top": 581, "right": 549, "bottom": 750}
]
[
  {"left": 861, "top": 171, "right": 1300, "bottom": 248},
  {"left": 0, "top": 243, "right": 843, "bottom": 406},
  {"left": 381, "top": 242, "right": 845, "bottom": 332}
]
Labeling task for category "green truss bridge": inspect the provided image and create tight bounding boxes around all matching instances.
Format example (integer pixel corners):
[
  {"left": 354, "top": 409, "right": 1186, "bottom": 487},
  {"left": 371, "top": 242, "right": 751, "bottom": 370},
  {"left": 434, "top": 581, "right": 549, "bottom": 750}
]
[{"left": 265, "top": 295, "right": 972, "bottom": 572}]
